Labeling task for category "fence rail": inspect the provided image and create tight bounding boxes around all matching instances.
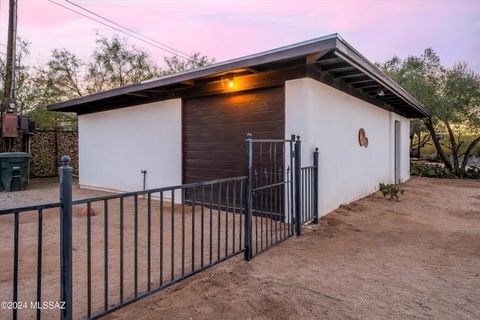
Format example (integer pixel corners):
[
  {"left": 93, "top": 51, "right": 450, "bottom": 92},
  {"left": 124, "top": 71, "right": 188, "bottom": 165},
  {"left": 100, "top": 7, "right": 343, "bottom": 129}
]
[{"left": 1, "top": 134, "right": 319, "bottom": 320}]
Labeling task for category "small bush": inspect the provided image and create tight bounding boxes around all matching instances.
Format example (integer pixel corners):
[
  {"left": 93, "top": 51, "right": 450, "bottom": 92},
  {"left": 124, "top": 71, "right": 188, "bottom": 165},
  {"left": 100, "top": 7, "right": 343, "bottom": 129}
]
[
  {"left": 411, "top": 162, "right": 480, "bottom": 179},
  {"left": 411, "top": 163, "right": 455, "bottom": 178},
  {"left": 379, "top": 183, "right": 404, "bottom": 201},
  {"left": 464, "top": 167, "right": 480, "bottom": 179}
]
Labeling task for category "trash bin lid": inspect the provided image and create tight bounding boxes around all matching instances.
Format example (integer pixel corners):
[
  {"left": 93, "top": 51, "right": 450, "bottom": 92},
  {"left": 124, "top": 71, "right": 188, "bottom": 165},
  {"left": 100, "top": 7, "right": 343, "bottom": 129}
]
[{"left": 0, "top": 152, "right": 30, "bottom": 158}]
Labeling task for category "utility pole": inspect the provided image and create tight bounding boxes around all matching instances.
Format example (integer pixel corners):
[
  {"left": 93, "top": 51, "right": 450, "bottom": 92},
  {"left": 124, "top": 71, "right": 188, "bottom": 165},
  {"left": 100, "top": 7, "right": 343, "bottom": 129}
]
[{"left": 1, "top": 0, "right": 18, "bottom": 152}]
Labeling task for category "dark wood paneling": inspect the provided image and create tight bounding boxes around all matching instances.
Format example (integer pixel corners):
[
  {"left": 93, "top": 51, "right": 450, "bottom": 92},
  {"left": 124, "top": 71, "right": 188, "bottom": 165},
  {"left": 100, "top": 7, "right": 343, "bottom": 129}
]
[{"left": 183, "top": 87, "right": 285, "bottom": 183}]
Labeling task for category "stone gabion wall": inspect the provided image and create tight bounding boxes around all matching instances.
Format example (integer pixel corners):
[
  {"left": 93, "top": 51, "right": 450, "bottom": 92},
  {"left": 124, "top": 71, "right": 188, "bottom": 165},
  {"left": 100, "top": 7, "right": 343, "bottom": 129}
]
[{"left": 12, "top": 130, "right": 78, "bottom": 178}]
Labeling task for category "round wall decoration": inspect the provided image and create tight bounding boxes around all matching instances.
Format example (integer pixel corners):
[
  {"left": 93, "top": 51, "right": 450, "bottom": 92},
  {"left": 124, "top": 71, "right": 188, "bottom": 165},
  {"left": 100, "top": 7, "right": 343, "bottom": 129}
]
[{"left": 358, "top": 128, "right": 369, "bottom": 147}]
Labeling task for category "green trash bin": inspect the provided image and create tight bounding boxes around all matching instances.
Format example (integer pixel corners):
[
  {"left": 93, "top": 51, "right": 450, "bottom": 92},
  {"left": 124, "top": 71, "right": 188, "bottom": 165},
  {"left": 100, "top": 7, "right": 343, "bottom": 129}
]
[{"left": 0, "top": 152, "right": 30, "bottom": 192}]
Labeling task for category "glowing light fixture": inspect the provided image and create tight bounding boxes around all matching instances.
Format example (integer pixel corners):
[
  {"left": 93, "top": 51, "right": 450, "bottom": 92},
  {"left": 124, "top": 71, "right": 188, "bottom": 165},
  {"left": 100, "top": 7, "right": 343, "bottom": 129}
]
[
  {"left": 376, "top": 86, "right": 385, "bottom": 97},
  {"left": 227, "top": 73, "right": 235, "bottom": 88}
]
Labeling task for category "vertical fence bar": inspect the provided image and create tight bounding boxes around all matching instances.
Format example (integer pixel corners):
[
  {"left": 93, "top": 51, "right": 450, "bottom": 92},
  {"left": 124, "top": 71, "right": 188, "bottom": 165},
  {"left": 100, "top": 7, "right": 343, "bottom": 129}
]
[
  {"left": 244, "top": 133, "right": 253, "bottom": 261},
  {"left": 181, "top": 189, "right": 185, "bottom": 276},
  {"left": 134, "top": 195, "right": 138, "bottom": 297},
  {"left": 259, "top": 143, "right": 263, "bottom": 253},
  {"left": 147, "top": 193, "right": 152, "bottom": 291},
  {"left": 239, "top": 180, "right": 243, "bottom": 252},
  {"left": 308, "top": 168, "right": 311, "bottom": 221},
  {"left": 313, "top": 148, "right": 319, "bottom": 224},
  {"left": 217, "top": 183, "right": 221, "bottom": 260},
  {"left": 104, "top": 200, "right": 109, "bottom": 311},
  {"left": 225, "top": 182, "right": 229, "bottom": 257},
  {"left": 273, "top": 142, "right": 278, "bottom": 244},
  {"left": 283, "top": 166, "right": 292, "bottom": 239},
  {"left": 232, "top": 181, "right": 236, "bottom": 255},
  {"left": 272, "top": 142, "right": 278, "bottom": 243},
  {"left": 36, "top": 209, "right": 43, "bottom": 320},
  {"left": 259, "top": 170, "right": 263, "bottom": 251},
  {"left": 290, "top": 136, "right": 295, "bottom": 236},
  {"left": 159, "top": 191, "right": 164, "bottom": 286},
  {"left": 308, "top": 168, "right": 314, "bottom": 221},
  {"left": 191, "top": 187, "right": 196, "bottom": 272},
  {"left": 302, "top": 169, "right": 305, "bottom": 223},
  {"left": 86, "top": 202, "right": 91, "bottom": 319},
  {"left": 269, "top": 165, "right": 273, "bottom": 247},
  {"left": 201, "top": 185, "right": 205, "bottom": 268},
  {"left": 119, "top": 197, "right": 124, "bottom": 304},
  {"left": 294, "top": 137, "right": 302, "bottom": 236},
  {"left": 170, "top": 190, "right": 175, "bottom": 281},
  {"left": 209, "top": 184, "right": 213, "bottom": 265},
  {"left": 13, "top": 211, "right": 19, "bottom": 320},
  {"left": 59, "top": 155, "right": 73, "bottom": 320}
]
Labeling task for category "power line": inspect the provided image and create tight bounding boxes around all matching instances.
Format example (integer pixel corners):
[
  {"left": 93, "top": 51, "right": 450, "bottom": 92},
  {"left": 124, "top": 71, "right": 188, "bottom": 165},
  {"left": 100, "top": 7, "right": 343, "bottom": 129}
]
[
  {"left": 64, "top": 0, "right": 191, "bottom": 59},
  {"left": 47, "top": 0, "right": 191, "bottom": 60}
]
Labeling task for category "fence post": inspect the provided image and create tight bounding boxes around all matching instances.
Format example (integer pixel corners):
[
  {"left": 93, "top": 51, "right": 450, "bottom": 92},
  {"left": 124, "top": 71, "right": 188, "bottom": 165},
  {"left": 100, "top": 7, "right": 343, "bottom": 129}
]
[
  {"left": 294, "top": 136, "right": 302, "bottom": 236},
  {"left": 59, "top": 155, "right": 73, "bottom": 320},
  {"left": 313, "top": 148, "right": 319, "bottom": 224},
  {"left": 244, "top": 133, "right": 253, "bottom": 261}
]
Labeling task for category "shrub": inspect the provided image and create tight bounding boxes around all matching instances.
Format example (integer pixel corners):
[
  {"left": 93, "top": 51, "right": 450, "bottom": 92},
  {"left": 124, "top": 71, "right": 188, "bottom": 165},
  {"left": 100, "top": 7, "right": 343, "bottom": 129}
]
[
  {"left": 411, "top": 163, "right": 455, "bottom": 178},
  {"left": 379, "top": 183, "right": 404, "bottom": 201},
  {"left": 464, "top": 166, "right": 480, "bottom": 179},
  {"left": 411, "top": 162, "right": 480, "bottom": 179}
]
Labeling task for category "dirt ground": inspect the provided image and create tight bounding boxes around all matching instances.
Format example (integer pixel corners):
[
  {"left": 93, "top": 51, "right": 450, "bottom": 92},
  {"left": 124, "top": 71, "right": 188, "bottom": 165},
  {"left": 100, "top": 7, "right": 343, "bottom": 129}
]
[
  {"left": 1, "top": 177, "right": 479, "bottom": 319},
  {"left": 98, "top": 177, "right": 480, "bottom": 320}
]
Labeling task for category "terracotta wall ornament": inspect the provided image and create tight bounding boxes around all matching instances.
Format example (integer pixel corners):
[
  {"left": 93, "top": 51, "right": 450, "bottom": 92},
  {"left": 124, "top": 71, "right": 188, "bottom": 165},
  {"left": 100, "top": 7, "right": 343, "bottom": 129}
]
[{"left": 358, "top": 128, "right": 369, "bottom": 147}]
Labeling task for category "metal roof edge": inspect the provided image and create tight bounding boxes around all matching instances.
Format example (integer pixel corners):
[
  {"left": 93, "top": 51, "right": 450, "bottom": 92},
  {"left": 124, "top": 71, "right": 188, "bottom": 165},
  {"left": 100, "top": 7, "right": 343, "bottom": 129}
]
[
  {"left": 334, "top": 37, "right": 431, "bottom": 117},
  {"left": 48, "top": 34, "right": 339, "bottom": 111},
  {"left": 47, "top": 33, "right": 431, "bottom": 118}
]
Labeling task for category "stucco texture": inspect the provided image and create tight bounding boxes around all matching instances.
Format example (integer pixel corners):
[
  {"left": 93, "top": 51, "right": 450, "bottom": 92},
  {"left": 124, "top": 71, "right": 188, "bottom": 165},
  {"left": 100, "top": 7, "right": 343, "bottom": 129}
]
[
  {"left": 286, "top": 78, "right": 411, "bottom": 217},
  {"left": 78, "top": 99, "right": 182, "bottom": 193}
]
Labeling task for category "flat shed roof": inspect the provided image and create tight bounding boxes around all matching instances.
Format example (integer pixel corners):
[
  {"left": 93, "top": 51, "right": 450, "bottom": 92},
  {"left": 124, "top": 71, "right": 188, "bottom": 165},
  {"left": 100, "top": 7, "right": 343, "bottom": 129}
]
[{"left": 47, "top": 34, "right": 430, "bottom": 118}]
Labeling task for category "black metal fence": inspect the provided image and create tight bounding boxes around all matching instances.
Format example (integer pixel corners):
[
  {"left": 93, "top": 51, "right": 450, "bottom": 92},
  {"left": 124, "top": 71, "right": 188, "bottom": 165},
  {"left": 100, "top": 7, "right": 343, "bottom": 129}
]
[
  {"left": 300, "top": 148, "right": 319, "bottom": 225},
  {"left": 0, "top": 202, "right": 63, "bottom": 320},
  {"left": 73, "top": 175, "right": 247, "bottom": 319},
  {"left": 0, "top": 134, "right": 319, "bottom": 320}
]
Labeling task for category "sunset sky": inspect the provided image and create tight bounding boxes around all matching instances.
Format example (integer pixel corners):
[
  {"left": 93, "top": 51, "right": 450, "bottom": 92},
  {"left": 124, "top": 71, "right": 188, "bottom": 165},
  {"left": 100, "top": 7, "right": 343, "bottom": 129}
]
[{"left": 0, "top": 0, "right": 479, "bottom": 71}]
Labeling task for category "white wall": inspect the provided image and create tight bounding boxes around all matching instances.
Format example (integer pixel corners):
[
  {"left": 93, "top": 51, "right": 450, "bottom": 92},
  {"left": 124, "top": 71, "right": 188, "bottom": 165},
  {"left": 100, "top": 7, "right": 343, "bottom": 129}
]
[
  {"left": 78, "top": 99, "right": 182, "bottom": 194},
  {"left": 286, "top": 78, "right": 410, "bottom": 217}
]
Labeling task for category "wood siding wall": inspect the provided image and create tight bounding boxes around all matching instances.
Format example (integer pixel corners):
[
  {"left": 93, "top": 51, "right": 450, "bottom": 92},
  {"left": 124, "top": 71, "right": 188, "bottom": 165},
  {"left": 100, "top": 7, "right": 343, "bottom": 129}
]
[{"left": 183, "top": 87, "right": 285, "bottom": 183}]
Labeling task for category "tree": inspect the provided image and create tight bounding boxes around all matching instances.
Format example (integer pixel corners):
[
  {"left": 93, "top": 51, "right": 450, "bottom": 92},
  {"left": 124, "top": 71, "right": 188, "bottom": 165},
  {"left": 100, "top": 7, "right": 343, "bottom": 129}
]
[
  {"left": 410, "top": 119, "right": 431, "bottom": 159},
  {"left": 162, "top": 52, "right": 214, "bottom": 75},
  {"left": 26, "top": 48, "right": 84, "bottom": 129},
  {"left": 0, "top": 39, "right": 33, "bottom": 114},
  {"left": 86, "top": 34, "right": 159, "bottom": 93},
  {"left": 0, "top": 34, "right": 214, "bottom": 130},
  {"left": 379, "top": 49, "right": 480, "bottom": 174}
]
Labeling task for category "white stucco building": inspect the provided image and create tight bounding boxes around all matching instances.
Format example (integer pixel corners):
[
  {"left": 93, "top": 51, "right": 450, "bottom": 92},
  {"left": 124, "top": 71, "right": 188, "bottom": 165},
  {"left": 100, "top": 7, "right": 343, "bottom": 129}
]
[{"left": 49, "top": 34, "right": 429, "bottom": 217}]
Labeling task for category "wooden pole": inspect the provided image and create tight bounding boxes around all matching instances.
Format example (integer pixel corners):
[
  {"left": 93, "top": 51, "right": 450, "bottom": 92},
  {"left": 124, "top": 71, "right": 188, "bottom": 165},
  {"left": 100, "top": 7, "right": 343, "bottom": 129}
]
[
  {"left": 1, "top": 0, "right": 18, "bottom": 152},
  {"left": 2, "top": 0, "right": 18, "bottom": 112}
]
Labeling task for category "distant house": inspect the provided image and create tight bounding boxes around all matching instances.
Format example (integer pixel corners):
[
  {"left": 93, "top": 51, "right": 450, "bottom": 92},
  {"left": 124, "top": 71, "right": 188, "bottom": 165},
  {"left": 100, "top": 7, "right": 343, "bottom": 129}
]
[{"left": 48, "top": 34, "right": 429, "bottom": 217}]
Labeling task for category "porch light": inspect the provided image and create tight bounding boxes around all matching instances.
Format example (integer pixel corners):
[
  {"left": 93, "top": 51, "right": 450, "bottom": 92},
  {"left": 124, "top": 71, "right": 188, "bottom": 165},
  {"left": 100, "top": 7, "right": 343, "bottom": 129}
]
[
  {"left": 227, "top": 73, "right": 235, "bottom": 88},
  {"left": 376, "top": 87, "right": 385, "bottom": 97}
]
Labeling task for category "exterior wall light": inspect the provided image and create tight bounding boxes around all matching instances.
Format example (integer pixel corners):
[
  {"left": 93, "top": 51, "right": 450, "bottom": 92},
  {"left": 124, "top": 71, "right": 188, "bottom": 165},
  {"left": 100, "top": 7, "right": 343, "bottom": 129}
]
[
  {"left": 376, "top": 87, "right": 385, "bottom": 97},
  {"left": 227, "top": 73, "right": 235, "bottom": 88}
]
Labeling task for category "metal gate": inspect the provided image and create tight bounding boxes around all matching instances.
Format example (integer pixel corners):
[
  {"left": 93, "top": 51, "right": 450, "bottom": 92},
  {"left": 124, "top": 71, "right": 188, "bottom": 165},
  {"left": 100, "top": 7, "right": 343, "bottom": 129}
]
[{"left": 244, "top": 134, "right": 312, "bottom": 259}]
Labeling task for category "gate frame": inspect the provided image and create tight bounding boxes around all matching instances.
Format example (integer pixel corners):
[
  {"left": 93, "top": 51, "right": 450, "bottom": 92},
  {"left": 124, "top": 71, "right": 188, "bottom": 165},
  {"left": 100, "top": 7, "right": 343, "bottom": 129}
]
[{"left": 244, "top": 133, "right": 300, "bottom": 259}]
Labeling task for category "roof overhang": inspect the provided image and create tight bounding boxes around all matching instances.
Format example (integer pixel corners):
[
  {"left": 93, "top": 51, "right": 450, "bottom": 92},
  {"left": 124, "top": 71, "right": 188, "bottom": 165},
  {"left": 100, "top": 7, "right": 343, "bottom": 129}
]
[{"left": 47, "top": 34, "right": 430, "bottom": 118}]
